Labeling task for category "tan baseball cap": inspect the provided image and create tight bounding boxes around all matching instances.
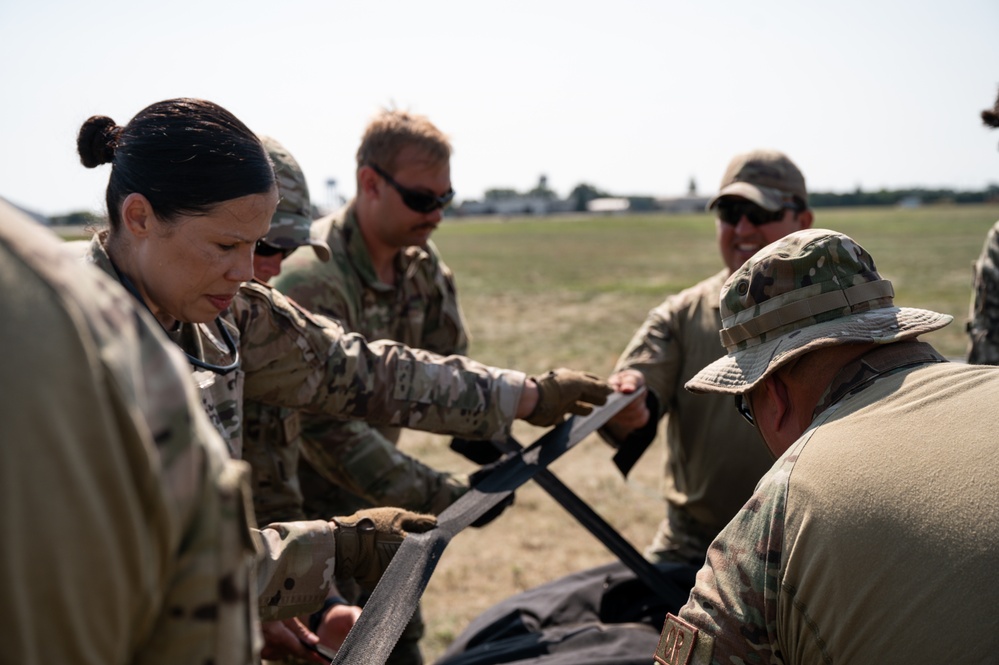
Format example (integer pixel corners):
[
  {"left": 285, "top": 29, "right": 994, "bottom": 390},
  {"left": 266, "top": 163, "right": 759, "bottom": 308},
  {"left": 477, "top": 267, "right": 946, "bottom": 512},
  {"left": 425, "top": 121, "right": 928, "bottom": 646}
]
[
  {"left": 259, "top": 135, "right": 330, "bottom": 262},
  {"left": 685, "top": 229, "right": 951, "bottom": 395},
  {"left": 706, "top": 149, "right": 808, "bottom": 212}
]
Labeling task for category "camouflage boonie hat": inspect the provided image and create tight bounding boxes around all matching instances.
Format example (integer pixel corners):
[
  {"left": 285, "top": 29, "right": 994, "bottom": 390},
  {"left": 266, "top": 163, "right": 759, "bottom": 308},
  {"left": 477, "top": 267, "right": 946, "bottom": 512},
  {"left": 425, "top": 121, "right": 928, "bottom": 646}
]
[
  {"left": 685, "top": 229, "right": 952, "bottom": 394},
  {"left": 259, "top": 135, "right": 331, "bottom": 262},
  {"left": 706, "top": 149, "right": 808, "bottom": 212}
]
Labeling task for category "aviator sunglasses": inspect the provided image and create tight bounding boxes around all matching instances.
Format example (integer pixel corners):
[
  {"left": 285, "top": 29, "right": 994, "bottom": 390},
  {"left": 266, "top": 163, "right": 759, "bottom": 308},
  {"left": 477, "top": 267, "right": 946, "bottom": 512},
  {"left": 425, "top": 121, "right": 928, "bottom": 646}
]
[
  {"left": 369, "top": 163, "right": 455, "bottom": 213},
  {"left": 716, "top": 199, "right": 801, "bottom": 227}
]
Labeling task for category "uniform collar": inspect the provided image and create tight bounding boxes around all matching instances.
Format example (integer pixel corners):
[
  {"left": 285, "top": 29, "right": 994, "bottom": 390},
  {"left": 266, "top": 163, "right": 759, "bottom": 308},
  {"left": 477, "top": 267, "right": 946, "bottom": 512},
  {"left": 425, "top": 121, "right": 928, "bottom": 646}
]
[{"left": 812, "top": 341, "right": 946, "bottom": 420}]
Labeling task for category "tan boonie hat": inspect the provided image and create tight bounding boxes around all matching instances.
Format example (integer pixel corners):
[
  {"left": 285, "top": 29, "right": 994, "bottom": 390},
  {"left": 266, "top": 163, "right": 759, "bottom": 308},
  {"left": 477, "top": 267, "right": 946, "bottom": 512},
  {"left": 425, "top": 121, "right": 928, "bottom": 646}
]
[
  {"left": 706, "top": 149, "right": 808, "bottom": 212},
  {"left": 685, "top": 228, "right": 952, "bottom": 394},
  {"left": 259, "top": 135, "right": 331, "bottom": 262}
]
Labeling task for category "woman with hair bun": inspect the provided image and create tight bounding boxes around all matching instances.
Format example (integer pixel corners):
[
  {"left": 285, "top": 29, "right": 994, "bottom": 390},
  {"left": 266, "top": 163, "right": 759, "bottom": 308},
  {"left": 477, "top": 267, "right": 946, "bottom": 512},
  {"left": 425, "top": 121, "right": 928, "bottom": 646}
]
[{"left": 75, "top": 98, "right": 612, "bottom": 661}]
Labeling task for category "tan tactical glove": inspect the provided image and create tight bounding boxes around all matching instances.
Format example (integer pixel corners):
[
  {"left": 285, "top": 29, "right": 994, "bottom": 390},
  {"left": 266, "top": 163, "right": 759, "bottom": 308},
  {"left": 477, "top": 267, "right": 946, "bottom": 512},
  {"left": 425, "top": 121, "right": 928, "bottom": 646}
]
[
  {"left": 332, "top": 507, "right": 437, "bottom": 590},
  {"left": 525, "top": 368, "right": 613, "bottom": 427}
]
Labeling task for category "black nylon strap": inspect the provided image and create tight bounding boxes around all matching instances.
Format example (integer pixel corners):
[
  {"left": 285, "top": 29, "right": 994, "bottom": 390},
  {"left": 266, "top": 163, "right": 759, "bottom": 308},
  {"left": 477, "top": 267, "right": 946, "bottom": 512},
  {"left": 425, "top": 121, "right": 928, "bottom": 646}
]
[{"left": 330, "top": 390, "right": 643, "bottom": 665}]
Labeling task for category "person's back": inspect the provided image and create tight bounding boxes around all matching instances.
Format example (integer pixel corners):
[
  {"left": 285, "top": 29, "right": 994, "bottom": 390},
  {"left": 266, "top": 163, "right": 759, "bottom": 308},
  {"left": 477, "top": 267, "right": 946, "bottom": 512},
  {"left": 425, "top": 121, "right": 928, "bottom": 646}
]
[
  {"left": 661, "top": 228, "right": 999, "bottom": 664},
  {"left": 674, "top": 357, "right": 999, "bottom": 664},
  {"left": 769, "top": 360, "right": 999, "bottom": 662},
  {"left": 0, "top": 199, "right": 259, "bottom": 664}
]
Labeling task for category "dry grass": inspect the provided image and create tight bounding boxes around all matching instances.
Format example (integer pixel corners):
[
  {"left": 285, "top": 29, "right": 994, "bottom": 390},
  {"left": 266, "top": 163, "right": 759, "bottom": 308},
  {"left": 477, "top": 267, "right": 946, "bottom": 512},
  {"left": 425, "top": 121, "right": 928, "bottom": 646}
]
[{"left": 402, "top": 204, "right": 999, "bottom": 661}]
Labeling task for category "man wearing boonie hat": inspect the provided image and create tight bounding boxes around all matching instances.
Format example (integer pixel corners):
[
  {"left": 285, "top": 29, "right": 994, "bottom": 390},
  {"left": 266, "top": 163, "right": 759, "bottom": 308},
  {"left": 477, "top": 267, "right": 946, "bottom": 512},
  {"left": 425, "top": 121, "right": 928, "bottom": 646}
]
[
  {"left": 602, "top": 149, "right": 814, "bottom": 567},
  {"left": 655, "top": 228, "right": 999, "bottom": 664}
]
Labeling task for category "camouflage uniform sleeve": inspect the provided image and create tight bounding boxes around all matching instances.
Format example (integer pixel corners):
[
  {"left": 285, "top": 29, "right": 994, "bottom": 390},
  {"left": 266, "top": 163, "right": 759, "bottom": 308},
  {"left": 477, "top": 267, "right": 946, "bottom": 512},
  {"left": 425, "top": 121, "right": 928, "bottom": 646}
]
[
  {"left": 299, "top": 418, "right": 468, "bottom": 514},
  {"left": 232, "top": 282, "right": 525, "bottom": 442},
  {"left": 600, "top": 294, "right": 684, "bottom": 448},
  {"left": 255, "top": 520, "right": 339, "bottom": 621},
  {"left": 295, "top": 243, "right": 471, "bottom": 514},
  {"left": 664, "top": 455, "right": 793, "bottom": 664},
  {"left": 968, "top": 221, "right": 999, "bottom": 364}
]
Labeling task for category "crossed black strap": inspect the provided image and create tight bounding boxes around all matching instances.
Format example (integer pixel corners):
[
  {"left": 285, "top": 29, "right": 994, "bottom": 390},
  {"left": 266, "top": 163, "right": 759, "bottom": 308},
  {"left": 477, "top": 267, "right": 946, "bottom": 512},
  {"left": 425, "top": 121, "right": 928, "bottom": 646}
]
[{"left": 331, "top": 390, "right": 644, "bottom": 665}]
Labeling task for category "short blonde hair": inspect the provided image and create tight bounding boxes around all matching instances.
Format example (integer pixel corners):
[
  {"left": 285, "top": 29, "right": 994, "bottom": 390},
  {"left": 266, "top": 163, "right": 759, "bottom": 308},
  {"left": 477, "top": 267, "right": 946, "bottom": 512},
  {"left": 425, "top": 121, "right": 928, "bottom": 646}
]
[{"left": 356, "top": 109, "right": 451, "bottom": 173}]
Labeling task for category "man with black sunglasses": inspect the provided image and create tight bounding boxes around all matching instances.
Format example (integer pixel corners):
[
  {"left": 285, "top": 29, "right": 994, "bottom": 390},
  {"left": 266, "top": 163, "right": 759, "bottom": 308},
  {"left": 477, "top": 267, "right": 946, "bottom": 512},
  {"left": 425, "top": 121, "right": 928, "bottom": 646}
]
[
  {"left": 602, "top": 149, "right": 814, "bottom": 568},
  {"left": 272, "top": 109, "right": 471, "bottom": 665}
]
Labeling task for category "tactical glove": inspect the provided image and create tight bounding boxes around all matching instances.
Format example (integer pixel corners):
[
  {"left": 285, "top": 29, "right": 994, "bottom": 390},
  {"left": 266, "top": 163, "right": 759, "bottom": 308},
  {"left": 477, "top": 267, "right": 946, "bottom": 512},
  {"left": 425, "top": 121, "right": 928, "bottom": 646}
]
[
  {"left": 332, "top": 507, "right": 437, "bottom": 590},
  {"left": 525, "top": 368, "right": 613, "bottom": 427}
]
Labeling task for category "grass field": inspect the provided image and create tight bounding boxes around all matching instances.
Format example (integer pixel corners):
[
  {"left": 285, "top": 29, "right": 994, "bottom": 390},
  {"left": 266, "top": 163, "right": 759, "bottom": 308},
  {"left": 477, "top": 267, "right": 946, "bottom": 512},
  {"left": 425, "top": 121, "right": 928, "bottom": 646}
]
[{"left": 398, "top": 203, "right": 999, "bottom": 661}]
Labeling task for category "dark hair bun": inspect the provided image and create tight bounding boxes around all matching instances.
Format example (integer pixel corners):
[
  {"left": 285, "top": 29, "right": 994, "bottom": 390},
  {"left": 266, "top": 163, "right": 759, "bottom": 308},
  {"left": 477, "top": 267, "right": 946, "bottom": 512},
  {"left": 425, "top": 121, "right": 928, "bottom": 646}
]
[
  {"left": 77, "top": 115, "right": 121, "bottom": 168},
  {"left": 983, "top": 109, "right": 999, "bottom": 129}
]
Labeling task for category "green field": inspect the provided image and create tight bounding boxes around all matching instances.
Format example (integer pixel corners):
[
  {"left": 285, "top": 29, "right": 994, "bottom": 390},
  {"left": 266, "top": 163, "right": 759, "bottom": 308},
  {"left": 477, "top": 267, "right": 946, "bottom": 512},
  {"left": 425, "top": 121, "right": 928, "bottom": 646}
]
[
  {"left": 405, "top": 203, "right": 999, "bottom": 660},
  {"left": 432, "top": 204, "right": 999, "bottom": 369}
]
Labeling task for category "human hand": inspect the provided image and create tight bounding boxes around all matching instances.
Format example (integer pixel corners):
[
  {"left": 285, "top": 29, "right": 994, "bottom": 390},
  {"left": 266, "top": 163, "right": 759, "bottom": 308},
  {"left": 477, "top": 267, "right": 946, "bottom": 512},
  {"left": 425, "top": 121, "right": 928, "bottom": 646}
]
[
  {"left": 332, "top": 507, "right": 437, "bottom": 590},
  {"left": 524, "top": 368, "right": 613, "bottom": 427},
  {"left": 605, "top": 370, "right": 650, "bottom": 434},
  {"left": 315, "top": 603, "right": 363, "bottom": 653},
  {"left": 260, "top": 617, "right": 328, "bottom": 663}
]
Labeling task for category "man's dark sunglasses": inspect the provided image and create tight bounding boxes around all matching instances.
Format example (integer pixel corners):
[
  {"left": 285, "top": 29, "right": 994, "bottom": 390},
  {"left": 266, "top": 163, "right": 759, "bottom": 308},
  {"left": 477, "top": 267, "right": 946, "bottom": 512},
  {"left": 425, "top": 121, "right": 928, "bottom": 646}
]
[
  {"left": 369, "top": 163, "right": 455, "bottom": 213},
  {"left": 734, "top": 393, "right": 755, "bottom": 426},
  {"left": 255, "top": 240, "right": 294, "bottom": 259},
  {"left": 717, "top": 200, "right": 801, "bottom": 227}
]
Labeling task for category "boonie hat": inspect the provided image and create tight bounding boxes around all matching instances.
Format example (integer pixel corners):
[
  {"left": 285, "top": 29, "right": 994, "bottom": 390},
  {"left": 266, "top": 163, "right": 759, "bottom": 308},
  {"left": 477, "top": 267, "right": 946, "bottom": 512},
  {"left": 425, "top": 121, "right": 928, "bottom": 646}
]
[
  {"left": 685, "top": 229, "right": 951, "bottom": 394},
  {"left": 260, "top": 135, "right": 331, "bottom": 262},
  {"left": 706, "top": 149, "right": 808, "bottom": 212}
]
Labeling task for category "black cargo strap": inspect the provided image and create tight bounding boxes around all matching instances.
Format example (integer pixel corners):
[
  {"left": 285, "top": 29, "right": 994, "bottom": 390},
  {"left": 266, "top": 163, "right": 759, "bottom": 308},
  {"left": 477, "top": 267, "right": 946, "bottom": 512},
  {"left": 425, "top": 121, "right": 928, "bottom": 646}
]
[
  {"left": 451, "top": 406, "right": 679, "bottom": 606},
  {"left": 330, "top": 390, "right": 643, "bottom": 665}
]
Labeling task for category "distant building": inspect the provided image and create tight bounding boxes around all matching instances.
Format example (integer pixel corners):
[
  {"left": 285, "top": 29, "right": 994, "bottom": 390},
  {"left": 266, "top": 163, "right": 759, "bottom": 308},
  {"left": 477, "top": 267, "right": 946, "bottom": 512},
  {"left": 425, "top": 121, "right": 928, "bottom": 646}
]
[
  {"left": 587, "top": 197, "right": 630, "bottom": 213},
  {"left": 655, "top": 195, "right": 711, "bottom": 213}
]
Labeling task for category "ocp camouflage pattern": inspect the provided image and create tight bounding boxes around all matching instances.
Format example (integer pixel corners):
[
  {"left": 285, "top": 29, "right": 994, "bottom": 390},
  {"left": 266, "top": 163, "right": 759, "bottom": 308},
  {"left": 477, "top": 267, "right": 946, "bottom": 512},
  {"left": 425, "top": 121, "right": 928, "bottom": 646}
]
[
  {"left": 3, "top": 204, "right": 260, "bottom": 664},
  {"left": 82, "top": 233, "right": 524, "bottom": 619},
  {"left": 968, "top": 220, "right": 999, "bottom": 364},
  {"left": 267, "top": 203, "right": 471, "bottom": 519},
  {"left": 720, "top": 229, "right": 890, "bottom": 351}
]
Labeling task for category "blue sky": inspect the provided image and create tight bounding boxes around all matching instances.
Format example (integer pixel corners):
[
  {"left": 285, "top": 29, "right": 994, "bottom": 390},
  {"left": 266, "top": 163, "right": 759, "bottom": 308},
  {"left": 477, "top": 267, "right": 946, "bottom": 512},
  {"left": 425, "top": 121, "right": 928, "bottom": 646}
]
[{"left": 2, "top": 0, "right": 998, "bottom": 216}]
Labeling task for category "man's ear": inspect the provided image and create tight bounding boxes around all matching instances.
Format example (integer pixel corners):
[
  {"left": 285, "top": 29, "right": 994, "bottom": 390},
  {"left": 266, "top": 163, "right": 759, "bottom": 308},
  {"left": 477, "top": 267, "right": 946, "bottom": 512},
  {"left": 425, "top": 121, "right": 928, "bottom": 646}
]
[
  {"left": 357, "top": 165, "right": 381, "bottom": 200},
  {"left": 758, "top": 373, "right": 795, "bottom": 456},
  {"left": 796, "top": 208, "right": 815, "bottom": 231},
  {"left": 120, "top": 193, "right": 155, "bottom": 238}
]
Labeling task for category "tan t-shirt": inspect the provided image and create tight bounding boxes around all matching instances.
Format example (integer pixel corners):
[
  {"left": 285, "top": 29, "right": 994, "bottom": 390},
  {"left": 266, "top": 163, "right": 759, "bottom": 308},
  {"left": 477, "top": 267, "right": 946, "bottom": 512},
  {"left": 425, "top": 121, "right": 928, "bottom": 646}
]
[
  {"left": 611, "top": 270, "right": 773, "bottom": 560},
  {"left": 670, "top": 355, "right": 999, "bottom": 664}
]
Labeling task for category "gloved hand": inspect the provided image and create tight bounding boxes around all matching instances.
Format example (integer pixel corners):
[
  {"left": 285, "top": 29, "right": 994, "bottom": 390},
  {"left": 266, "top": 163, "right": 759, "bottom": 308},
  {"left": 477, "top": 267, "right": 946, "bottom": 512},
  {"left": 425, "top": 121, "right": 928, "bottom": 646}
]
[
  {"left": 525, "top": 368, "right": 613, "bottom": 427},
  {"left": 332, "top": 507, "right": 437, "bottom": 590}
]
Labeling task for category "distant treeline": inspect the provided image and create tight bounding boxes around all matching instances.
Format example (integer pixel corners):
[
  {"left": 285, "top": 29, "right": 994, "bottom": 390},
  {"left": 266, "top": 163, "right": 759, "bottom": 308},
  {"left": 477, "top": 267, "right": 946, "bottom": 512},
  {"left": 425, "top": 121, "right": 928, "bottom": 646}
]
[
  {"left": 44, "top": 183, "right": 999, "bottom": 225},
  {"left": 808, "top": 185, "right": 999, "bottom": 208},
  {"left": 48, "top": 211, "right": 105, "bottom": 227}
]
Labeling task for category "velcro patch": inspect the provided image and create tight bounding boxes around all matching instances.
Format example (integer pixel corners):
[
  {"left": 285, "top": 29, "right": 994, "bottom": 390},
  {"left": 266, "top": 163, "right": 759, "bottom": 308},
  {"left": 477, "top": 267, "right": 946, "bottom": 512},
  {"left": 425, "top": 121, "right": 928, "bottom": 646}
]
[{"left": 655, "top": 613, "right": 697, "bottom": 665}]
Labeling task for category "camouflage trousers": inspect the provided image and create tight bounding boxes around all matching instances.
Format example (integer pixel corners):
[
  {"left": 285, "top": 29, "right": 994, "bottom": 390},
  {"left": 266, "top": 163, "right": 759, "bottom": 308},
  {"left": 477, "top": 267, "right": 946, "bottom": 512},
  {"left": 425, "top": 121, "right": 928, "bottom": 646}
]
[{"left": 645, "top": 506, "right": 721, "bottom": 567}]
